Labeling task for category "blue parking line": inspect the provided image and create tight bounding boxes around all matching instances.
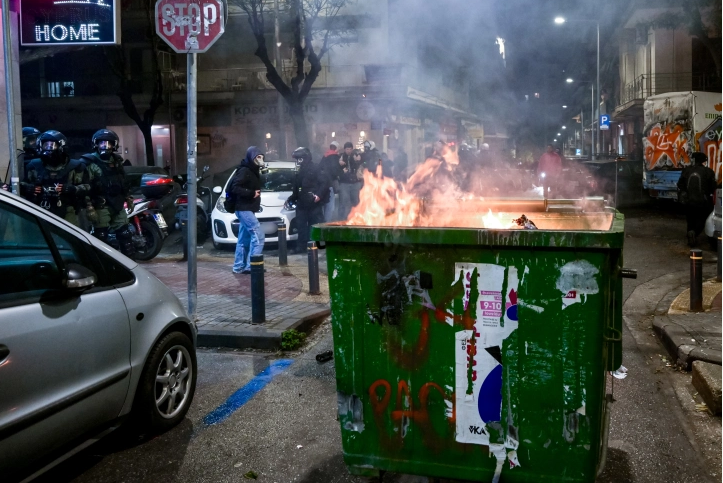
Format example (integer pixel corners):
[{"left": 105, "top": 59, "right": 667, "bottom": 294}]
[{"left": 203, "top": 359, "right": 295, "bottom": 426}]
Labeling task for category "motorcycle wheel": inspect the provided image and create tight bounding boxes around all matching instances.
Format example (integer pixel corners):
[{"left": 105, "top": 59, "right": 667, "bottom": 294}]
[
  {"left": 133, "top": 219, "right": 164, "bottom": 261},
  {"left": 197, "top": 213, "right": 208, "bottom": 241}
]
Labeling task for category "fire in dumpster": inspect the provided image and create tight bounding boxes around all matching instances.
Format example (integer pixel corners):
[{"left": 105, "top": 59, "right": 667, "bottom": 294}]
[{"left": 341, "top": 149, "right": 610, "bottom": 231}]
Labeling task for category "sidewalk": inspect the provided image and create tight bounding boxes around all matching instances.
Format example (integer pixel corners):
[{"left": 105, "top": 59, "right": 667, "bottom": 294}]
[{"left": 142, "top": 252, "right": 330, "bottom": 350}]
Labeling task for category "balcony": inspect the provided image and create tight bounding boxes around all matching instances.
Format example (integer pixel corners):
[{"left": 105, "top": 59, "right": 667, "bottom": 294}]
[{"left": 614, "top": 72, "right": 719, "bottom": 118}]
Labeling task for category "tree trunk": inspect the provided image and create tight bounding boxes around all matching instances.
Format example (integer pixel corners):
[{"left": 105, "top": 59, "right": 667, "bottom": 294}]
[
  {"left": 288, "top": 100, "right": 309, "bottom": 147},
  {"left": 140, "top": 123, "right": 155, "bottom": 166}
]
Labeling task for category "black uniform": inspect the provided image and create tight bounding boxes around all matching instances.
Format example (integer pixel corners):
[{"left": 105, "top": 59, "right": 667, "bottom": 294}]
[{"left": 289, "top": 162, "right": 329, "bottom": 250}]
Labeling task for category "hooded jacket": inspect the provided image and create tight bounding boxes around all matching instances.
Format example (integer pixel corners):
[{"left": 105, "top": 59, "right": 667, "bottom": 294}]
[{"left": 230, "top": 146, "right": 262, "bottom": 212}]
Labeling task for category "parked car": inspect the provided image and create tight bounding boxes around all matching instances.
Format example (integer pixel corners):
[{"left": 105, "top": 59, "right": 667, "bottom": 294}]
[
  {"left": 0, "top": 189, "right": 197, "bottom": 480},
  {"left": 211, "top": 161, "right": 299, "bottom": 249},
  {"left": 704, "top": 187, "right": 722, "bottom": 249},
  {"left": 123, "top": 166, "right": 181, "bottom": 226},
  {"left": 582, "top": 159, "right": 645, "bottom": 206}
]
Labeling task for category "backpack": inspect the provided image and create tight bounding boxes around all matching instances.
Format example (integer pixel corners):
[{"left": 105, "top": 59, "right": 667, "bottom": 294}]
[
  {"left": 224, "top": 168, "right": 245, "bottom": 212},
  {"left": 685, "top": 171, "right": 706, "bottom": 205}
]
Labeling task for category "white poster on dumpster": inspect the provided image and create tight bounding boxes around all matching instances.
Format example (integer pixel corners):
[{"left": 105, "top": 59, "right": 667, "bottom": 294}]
[{"left": 453, "top": 263, "right": 519, "bottom": 446}]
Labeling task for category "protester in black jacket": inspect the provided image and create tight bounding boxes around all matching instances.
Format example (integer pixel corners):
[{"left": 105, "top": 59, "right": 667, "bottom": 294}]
[
  {"left": 289, "top": 147, "right": 329, "bottom": 252},
  {"left": 230, "top": 146, "right": 265, "bottom": 274},
  {"left": 320, "top": 141, "right": 342, "bottom": 222},
  {"left": 677, "top": 151, "right": 717, "bottom": 246}
]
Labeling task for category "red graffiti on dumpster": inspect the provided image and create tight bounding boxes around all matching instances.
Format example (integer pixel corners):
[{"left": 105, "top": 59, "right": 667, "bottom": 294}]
[
  {"left": 369, "top": 378, "right": 452, "bottom": 451},
  {"left": 644, "top": 122, "right": 690, "bottom": 170}
]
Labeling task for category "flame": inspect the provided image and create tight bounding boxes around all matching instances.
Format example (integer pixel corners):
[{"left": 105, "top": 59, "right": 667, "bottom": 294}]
[
  {"left": 481, "top": 209, "right": 513, "bottom": 229},
  {"left": 347, "top": 164, "right": 422, "bottom": 227}
]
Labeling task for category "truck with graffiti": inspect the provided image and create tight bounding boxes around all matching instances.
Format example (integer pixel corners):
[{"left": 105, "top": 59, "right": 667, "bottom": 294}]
[{"left": 642, "top": 91, "right": 721, "bottom": 200}]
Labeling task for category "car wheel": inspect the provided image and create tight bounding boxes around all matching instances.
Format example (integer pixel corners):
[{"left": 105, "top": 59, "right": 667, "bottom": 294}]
[{"left": 133, "top": 332, "right": 196, "bottom": 434}]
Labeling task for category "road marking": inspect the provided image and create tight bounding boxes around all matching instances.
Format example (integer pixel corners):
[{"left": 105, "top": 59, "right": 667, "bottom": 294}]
[{"left": 203, "top": 359, "right": 294, "bottom": 426}]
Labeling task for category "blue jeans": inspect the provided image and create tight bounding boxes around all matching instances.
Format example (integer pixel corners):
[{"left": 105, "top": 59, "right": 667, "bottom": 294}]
[
  {"left": 233, "top": 211, "right": 265, "bottom": 272},
  {"left": 323, "top": 187, "right": 335, "bottom": 222}
]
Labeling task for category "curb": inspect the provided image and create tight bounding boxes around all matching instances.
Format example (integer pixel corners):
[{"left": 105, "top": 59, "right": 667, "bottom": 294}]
[
  {"left": 197, "top": 308, "right": 331, "bottom": 350},
  {"left": 652, "top": 314, "right": 722, "bottom": 370},
  {"left": 692, "top": 361, "right": 722, "bottom": 416}
]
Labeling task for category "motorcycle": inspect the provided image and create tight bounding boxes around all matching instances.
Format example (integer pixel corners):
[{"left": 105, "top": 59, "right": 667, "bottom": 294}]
[
  {"left": 174, "top": 165, "right": 211, "bottom": 260},
  {"left": 89, "top": 174, "right": 172, "bottom": 261}
]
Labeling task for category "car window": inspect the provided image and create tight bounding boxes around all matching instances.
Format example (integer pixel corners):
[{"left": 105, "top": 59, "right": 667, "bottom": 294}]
[
  {"left": 0, "top": 202, "right": 63, "bottom": 303},
  {"left": 261, "top": 168, "right": 295, "bottom": 192}
]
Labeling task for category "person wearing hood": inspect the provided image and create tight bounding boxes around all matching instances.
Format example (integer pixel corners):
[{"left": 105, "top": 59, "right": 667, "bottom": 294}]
[{"left": 230, "top": 146, "right": 266, "bottom": 274}]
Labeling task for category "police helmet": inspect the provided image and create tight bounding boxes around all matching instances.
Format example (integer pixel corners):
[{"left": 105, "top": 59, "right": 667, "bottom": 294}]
[
  {"left": 38, "top": 130, "right": 67, "bottom": 156},
  {"left": 291, "top": 147, "right": 312, "bottom": 164},
  {"left": 92, "top": 129, "right": 120, "bottom": 152},
  {"left": 22, "top": 127, "right": 41, "bottom": 150}
]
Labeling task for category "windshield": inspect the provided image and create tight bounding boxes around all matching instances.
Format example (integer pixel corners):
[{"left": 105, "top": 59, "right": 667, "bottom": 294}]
[{"left": 261, "top": 168, "right": 295, "bottom": 192}]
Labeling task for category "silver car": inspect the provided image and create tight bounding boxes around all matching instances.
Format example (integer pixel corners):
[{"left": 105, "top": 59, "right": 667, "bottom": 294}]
[{"left": 0, "top": 189, "right": 197, "bottom": 480}]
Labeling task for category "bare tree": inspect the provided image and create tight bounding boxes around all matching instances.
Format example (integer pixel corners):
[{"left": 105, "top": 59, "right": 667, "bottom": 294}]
[
  {"left": 102, "top": 0, "right": 166, "bottom": 166},
  {"left": 233, "top": 0, "right": 351, "bottom": 147}
]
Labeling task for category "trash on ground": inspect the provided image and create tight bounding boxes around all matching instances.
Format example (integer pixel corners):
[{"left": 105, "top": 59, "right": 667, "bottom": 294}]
[
  {"left": 316, "top": 350, "right": 333, "bottom": 363},
  {"left": 611, "top": 365, "right": 628, "bottom": 379},
  {"left": 297, "top": 445, "right": 303, "bottom": 449},
  {"left": 695, "top": 403, "right": 710, "bottom": 413},
  {"left": 243, "top": 470, "right": 258, "bottom": 479}
]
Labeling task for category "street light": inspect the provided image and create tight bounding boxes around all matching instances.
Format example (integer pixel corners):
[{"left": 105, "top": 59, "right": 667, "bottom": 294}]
[
  {"left": 566, "top": 78, "right": 574, "bottom": 83},
  {"left": 562, "top": 105, "right": 568, "bottom": 109},
  {"left": 562, "top": 126, "right": 567, "bottom": 129},
  {"left": 555, "top": 16, "right": 600, "bottom": 161}
]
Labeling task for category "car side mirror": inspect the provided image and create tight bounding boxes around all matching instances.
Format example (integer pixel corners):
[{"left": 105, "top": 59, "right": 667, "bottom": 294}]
[
  {"left": 213, "top": 186, "right": 223, "bottom": 194},
  {"left": 65, "top": 263, "right": 97, "bottom": 290}
]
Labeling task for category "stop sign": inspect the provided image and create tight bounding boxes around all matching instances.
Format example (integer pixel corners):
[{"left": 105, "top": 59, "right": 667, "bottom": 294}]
[{"left": 155, "top": 0, "right": 225, "bottom": 53}]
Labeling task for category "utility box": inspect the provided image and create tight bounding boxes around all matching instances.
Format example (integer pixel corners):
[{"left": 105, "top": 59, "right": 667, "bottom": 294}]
[{"left": 312, "top": 203, "right": 624, "bottom": 482}]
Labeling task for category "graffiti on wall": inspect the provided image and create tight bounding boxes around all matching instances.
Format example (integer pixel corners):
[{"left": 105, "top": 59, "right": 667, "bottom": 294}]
[
  {"left": 695, "top": 117, "right": 722, "bottom": 182},
  {"left": 643, "top": 121, "right": 691, "bottom": 170}
]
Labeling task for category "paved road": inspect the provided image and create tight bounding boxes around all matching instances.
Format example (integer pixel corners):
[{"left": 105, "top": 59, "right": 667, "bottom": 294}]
[{"left": 34, "top": 205, "right": 721, "bottom": 483}]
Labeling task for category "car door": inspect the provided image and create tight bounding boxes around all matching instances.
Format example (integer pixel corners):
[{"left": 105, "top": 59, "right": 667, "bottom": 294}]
[{"left": 0, "top": 199, "right": 131, "bottom": 474}]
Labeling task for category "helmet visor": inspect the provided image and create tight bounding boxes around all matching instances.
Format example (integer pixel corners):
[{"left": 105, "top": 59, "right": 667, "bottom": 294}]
[
  {"left": 23, "top": 135, "right": 38, "bottom": 147},
  {"left": 41, "top": 140, "right": 59, "bottom": 152},
  {"left": 96, "top": 140, "right": 116, "bottom": 151}
]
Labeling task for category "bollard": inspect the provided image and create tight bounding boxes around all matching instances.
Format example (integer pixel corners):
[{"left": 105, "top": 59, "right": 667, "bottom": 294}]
[
  {"left": 278, "top": 222, "right": 288, "bottom": 266},
  {"left": 308, "top": 241, "right": 321, "bottom": 295},
  {"left": 251, "top": 254, "right": 265, "bottom": 323},
  {"left": 690, "top": 249, "right": 703, "bottom": 312},
  {"left": 716, "top": 231, "right": 721, "bottom": 283}
]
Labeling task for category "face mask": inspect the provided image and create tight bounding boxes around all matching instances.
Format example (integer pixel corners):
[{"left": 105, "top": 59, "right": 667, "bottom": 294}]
[{"left": 253, "top": 155, "right": 265, "bottom": 167}]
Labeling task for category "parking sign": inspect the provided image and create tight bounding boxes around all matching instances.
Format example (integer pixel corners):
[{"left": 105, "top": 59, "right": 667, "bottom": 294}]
[{"left": 600, "top": 114, "right": 610, "bottom": 131}]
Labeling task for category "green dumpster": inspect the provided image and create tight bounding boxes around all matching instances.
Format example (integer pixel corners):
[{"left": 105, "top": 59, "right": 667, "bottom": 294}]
[{"left": 312, "top": 202, "right": 625, "bottom": 483}]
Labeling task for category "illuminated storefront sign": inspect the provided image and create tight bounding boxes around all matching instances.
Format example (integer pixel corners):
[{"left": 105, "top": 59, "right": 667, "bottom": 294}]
[{"left": 20, "top": 0, "right": 120, "bottom": 46}]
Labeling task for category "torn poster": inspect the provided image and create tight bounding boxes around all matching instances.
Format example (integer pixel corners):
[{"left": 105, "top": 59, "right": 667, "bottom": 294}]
[{"left": 453, "top": 263, "right": 519, "bottom": 446}]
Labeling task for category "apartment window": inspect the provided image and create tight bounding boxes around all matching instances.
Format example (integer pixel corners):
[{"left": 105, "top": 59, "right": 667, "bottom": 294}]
[{"left": 45, "top": 81, "right": 74, "bottom": 98}]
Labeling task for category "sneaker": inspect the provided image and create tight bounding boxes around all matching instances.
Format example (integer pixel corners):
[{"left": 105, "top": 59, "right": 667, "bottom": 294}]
[
  {"left": 687, "top": 230, "right": 696, "bottom": 247},
  {"left": 241, "top": 269, "right": 251, "bottom": 274}
]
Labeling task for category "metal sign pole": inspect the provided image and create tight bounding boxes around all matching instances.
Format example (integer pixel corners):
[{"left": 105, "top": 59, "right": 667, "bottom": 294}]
[
  {"left": 2, "top": 0, "right": 18, "bottom": 194},
  {"left": 187, "top": 52, "right": 198, "bottom": 318}
]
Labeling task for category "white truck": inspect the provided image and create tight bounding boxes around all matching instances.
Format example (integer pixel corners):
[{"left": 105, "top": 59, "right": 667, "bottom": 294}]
[{"left": 642, "top": 91, "right": 721, "bottom": 200}]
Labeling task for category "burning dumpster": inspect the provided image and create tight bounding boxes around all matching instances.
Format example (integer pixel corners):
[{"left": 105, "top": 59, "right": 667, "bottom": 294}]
[{"left": 312, "top": 196, "right": 625, "bottom": 483}]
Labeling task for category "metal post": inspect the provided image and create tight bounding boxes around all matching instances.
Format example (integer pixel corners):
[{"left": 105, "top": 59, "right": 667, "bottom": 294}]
[
  {"left": 614, "top": 157, "right": 618, "bottom": 207},
  {"left": 251, "top": 254, "right": 265, "bottom": 323},
  {"left": 690, "top": 249, "right": 703, "bottom": 312},
  {"left": 591, "top": 83, "right": 595, "bottom": 160},
  {"left": 596, "top": 22, "right": 600, "bottom": 162},
  {"left": 187, "top": 53, "right": 198, "bottom": 318},
  {"left": 716, "top": 231, "right": 721, "bottom": 283},
  {"left": 2, "top": 0, "right": 19, "bottom": 194},
  {"left": 307, "top": 241, "right": 320, "bottom": 295},
  {"left": 277, "top": 222, "right": 288, "bottom": 266}
]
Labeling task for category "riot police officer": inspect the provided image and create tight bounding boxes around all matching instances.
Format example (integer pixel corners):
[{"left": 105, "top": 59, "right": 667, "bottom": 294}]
[
  {"left": 81, "top": 129, "right": 135, "bottom": 256},
  {"left": 21, "top": 130, "right": 89, "bottom": 225}
]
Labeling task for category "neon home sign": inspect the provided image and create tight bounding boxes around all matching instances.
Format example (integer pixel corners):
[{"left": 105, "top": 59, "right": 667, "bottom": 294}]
[{"left": 20, "top": 0, "right": 120, "bottom": 46}]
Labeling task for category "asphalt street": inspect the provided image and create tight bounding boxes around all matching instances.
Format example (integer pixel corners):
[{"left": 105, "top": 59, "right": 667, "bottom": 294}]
[{"left": 33, "top": 203, "right": 721, "bottom": 483}]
